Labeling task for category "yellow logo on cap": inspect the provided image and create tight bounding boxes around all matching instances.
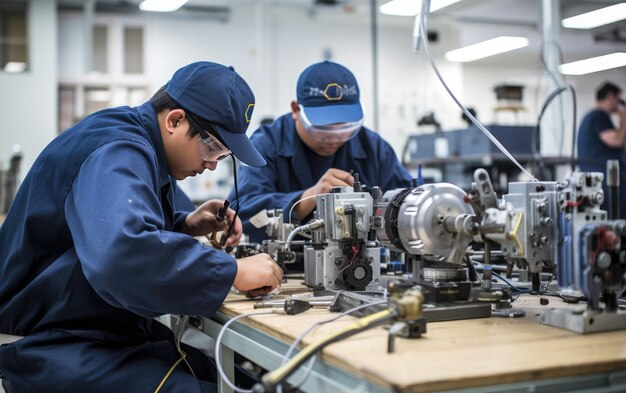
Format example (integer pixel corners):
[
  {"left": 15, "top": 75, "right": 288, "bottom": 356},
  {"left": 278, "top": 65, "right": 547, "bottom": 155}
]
[
  {"left": 323, "top": 83, "right": 343, "bottom": 101},
  {"left": 245, "top": 103, "right": 255, "bottom": 123}
]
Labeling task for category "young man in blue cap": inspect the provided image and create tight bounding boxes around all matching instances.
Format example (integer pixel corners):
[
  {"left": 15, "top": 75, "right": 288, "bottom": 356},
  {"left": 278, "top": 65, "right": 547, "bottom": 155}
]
[
  {"left": 230, "top": 61, "right": 412, "bottom": 242},
  {"left": 0, "top": 61, "right": 282, "bottom": 392}
]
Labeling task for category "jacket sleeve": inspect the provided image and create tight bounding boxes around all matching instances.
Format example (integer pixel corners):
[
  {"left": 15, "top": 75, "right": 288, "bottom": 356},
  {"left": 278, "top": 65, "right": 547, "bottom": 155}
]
[
  {"left": 64, "top": 140, "right": 237, "bottom": 319},
  {"left": 172, "top": 181, "right": 196, "bottom": 232}
]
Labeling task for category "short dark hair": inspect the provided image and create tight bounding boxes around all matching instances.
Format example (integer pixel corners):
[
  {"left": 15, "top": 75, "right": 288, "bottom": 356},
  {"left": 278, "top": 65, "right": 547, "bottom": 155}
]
[
  {"left": 149, "top": 85, "right": 199, "bottom": 137},
  {"left": 596, "top": 82, "right": 622, "bottom": 101}
]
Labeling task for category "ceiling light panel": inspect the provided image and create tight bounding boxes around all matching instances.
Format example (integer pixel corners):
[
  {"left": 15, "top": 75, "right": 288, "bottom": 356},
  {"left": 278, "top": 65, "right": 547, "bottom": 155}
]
[
  {"left": 380, "top": 0, "right": 462, "bottom": 17},
  {"left": 559, "top": 52, "right": 626, "bottom": 75},
  {"left": 139, "top": 0, "right": 189, "bottom": 12},
  {"left": 562, "top": 3, "right": 626, "bottom": 29},
  {"left": 444, "top": 36, "right": 529, "bottom": 63}
]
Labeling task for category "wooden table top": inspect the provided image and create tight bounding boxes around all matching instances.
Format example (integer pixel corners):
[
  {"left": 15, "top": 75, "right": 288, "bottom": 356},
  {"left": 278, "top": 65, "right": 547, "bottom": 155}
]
[{"left": 219, "top": 283, "right": 626, "bottom": 392}]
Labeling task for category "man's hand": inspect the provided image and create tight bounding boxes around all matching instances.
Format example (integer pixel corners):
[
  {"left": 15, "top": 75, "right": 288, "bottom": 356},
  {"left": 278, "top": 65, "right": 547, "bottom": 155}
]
[
  {"left": 294, "top": 168, "right": 355, "bottom": 219},
  {"left": 234, "top": 254, "right": 283, "bottom": 297},
  {"left": 181, "top": 199, "right": 243, "bottom": 247},
  {"left": 600, "top": 105, "right": 626, "bottom": 148}
]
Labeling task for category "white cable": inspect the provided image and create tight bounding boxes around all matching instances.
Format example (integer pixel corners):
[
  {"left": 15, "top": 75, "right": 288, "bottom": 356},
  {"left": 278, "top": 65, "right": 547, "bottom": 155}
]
[
  {"left": 216, "top": 301, "right": 388, "bottom": 392},
  {"left": 214, "top": 311, "right": 273, "bottom": 393},
  {"left": 288, "top": 194, "right": 321, "bottom": 225},
  {"left": 174, "top": 315, "right": 196, "bottom": 377},
  {"left": 276, "top": 300, "right": 389, "bottom": 392},
  {"left": 417, "top": 2, "right": 537, "bottom": 182}
]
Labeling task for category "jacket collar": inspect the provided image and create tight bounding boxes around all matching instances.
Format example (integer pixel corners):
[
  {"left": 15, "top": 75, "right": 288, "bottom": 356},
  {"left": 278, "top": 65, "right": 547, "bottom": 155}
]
[
  {"left": 137, "top": 102, "right": 171, "bottom": 188},
  {"left": 276, "top": 114, "right": 367, "bottom": 160}
]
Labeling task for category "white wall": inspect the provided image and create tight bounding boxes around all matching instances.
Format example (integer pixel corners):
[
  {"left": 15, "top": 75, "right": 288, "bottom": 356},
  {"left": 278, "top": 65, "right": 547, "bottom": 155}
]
[
  {"left": 0, "top": 0, "right": 57, "bottom": 176},
  {"left": 50, "top": 1, "right": 626, "bottom": 198},
  {"left": 57, "top": 3, "right": 466, "bottom": 198}
]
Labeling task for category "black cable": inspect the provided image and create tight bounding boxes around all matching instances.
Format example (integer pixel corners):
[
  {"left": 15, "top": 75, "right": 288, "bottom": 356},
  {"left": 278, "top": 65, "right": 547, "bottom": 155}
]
[
  {"left": 400, "top": 137, "right": 411, "bottom": 167},
  {"left": 220, "top": 156, "right": 239, "bottom": 247},
  {"left": 464, "top": 255, "right": 478, "bottom": 283},
  {"left": 533, "top": 83, "right": 577, "bottom": 177},
  {"left": 539, "top": 39, "right": 567, "bottom": 156}
]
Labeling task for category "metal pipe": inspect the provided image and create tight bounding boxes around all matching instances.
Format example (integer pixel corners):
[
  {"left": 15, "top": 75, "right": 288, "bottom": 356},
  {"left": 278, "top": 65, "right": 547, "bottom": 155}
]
[
  {"left": 369, "top": 0, "right": 380, "bottom": 131},
  {"left": 286, "top": 219, "right": 324, "bottom": 244},
  {"left": 607, "top": 159, "right": 620, "bottom": 220}
]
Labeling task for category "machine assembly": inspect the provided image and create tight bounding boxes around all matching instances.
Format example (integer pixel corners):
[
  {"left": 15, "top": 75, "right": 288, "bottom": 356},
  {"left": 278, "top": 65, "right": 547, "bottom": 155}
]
[{"left": 272, "top": 167, "right": 626, "bottom": 333}]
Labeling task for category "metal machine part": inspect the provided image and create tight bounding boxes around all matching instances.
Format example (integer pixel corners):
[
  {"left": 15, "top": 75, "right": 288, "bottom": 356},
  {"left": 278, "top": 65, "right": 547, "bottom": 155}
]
[
  {"left": 265, "top": 209, "right": 296, "bottom": 241},
  {"left": 607, "top": 159, "right": 620, "bottom": 220},
  {"left": 373, "top": 183, "right": 476, "bottom": 264},
  {"left": 302, "top": 185, "right": 381, "bottom": 291},
  {"left": 371, "top": 183, "right": 492, "bottom": 321},
  {"left": 466, "top": 169, "right": 626, "bottom": 333},
  {"left": 235, "top": 210, "right": 298, "bottom": 273},
  {"left": 479, "top": 180, "right": 559, "bottom": 274},
  {"left": 304, "top": 244, "right": 380, "bottom": 291},
  {"left": 555, "top": 172, "right": 608, "bottom": 293},
  {"left": 542, "top": 220, "right": 626, "bottom": 333},
  {"left": 262, "top": 209, "right": 297, "bottom": 269}
]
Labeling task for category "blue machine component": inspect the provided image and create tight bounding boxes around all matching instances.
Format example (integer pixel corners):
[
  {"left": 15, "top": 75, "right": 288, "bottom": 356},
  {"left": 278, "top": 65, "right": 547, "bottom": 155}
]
[
  {"left": 557, "top": 212, "right": 574, "bottom": 290},
  {"left": 577, "top": 224, "right": 594, "bottom": 295},
  {"left": 407, "top": 125, "right": 534, "bottom": 161}
]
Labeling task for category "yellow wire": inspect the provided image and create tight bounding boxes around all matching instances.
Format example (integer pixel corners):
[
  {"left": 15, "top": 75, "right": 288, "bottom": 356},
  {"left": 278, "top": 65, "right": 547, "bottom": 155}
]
[
  {"left": 154, "top": 352, "right": 187, "bottom": 393},
  {"left": 264, "top": 309, "right": 393, "bottom": 385}
]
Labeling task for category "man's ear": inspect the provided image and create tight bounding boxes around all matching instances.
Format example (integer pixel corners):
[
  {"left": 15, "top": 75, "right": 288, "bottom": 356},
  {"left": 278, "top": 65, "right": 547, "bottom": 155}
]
[
  {"left": 165, "top": 109, "right": 186, "bottom": 133},
  {"left": 290, "top": 100, "right": 299, "bottom": 121}
]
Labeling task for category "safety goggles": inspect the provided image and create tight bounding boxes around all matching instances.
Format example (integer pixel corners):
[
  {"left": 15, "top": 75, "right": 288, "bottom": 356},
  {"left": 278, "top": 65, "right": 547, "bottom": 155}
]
[
  {"left": 186, "top": 112, "right": 232, "bottom": 162},
  {"left": 298, "top": 105, "right": 363, "bottom": 143},
  {"left": 197, "top": 133, "right": 232, "bottom": 162}
]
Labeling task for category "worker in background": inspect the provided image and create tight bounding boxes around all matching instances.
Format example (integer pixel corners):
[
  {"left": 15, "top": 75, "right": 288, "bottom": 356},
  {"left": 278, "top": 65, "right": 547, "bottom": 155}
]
[
  {"left": 577, "top": 81, "right": 626, "bottom": 219},
  {"left": 230, "top": 61, "right": 412, "bottom": 242},
  {"left": 0, "top": 62, "right": 283, "bottom": 393}
]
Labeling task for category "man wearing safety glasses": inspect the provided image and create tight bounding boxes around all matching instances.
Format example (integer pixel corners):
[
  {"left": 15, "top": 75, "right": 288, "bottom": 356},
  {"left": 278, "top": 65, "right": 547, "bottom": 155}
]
[
  {"left": 0, "top": 62, "right": 282, "bottom": 392},
  {"left": 231, "top": 61, "right": 412, "bottom": 242}
]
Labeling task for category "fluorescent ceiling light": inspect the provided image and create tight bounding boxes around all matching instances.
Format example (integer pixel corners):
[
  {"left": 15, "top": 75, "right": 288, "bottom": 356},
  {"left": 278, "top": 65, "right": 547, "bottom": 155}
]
[
  {"left": 139, "top": 0, "right": 189, "bottom": 12},
  {"left": 445, "top": 36, "right": 529, "bottom": 63},
  {"left": 562, "top": 3, "right": 626, "bottom": 29},
  {"left": 559, "top": 52, "right": 626, "bottom": 75},
  {"left": 380, "top": 0, "right": 462, "bottom": 17},
  {"left": 4, "top": 62, "right": 26, "bottom": 73}
]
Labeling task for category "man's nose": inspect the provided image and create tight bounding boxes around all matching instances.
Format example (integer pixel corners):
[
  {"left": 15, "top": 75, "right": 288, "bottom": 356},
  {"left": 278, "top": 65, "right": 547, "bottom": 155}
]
[{"left": 204, "top": 161, "right": 218, "bottom": 171}]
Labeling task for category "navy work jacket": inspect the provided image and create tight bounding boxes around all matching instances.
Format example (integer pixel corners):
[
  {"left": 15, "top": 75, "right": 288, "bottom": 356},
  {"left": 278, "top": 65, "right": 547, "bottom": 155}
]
[
  {"left": 577, "top": 109, "right": 626, "bottom": 218},
  {"left": 0, "top": 102, "right": 236, "bottom": 339},
  {"left": 229, "top": 113, "right": 412, "bottom": 242}
]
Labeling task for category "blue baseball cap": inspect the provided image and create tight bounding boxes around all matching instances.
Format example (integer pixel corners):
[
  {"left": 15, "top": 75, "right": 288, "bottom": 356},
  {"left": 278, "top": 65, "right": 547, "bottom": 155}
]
[
  {"left": 296, "top": 61, "right": 364, "bottom": 126},
  {"left": 166, "top": 61, "right": 266, "bottom": 167}
]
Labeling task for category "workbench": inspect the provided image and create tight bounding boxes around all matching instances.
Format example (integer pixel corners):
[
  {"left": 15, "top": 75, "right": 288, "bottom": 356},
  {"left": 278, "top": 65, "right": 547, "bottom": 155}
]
[{"left": 201, "top": 285, "right": 626, "bottom": 393}]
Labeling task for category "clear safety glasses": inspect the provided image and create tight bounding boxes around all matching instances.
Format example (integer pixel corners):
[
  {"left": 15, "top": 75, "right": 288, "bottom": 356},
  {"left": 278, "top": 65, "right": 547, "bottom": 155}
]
[
  {"left": 186, "top": 111, "right": 232, "bottom": 163},
  {"left": 298, "top": 105, "right": 363, "bottom": 143},
  {"left": 196, "top": 133, "right": 232, "bottom": 163}
]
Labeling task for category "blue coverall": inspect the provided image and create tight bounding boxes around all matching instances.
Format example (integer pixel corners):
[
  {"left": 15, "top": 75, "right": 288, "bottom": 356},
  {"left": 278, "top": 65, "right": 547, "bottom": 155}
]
[
  {"left": 0, "top": 102, "right": 236, "bottom": 392},
  {"left": 229, "top": 113, "right": 412, "bottom": 242}
]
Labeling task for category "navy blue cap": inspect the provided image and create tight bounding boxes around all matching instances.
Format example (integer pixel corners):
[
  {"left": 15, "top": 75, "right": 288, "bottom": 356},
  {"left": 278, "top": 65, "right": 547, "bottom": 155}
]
[
  {"left": 166, "top": 61, "right": 266, "bottom": 167},
  {"left": 296, "top": 61, "right": 364, "bottom": 126}
]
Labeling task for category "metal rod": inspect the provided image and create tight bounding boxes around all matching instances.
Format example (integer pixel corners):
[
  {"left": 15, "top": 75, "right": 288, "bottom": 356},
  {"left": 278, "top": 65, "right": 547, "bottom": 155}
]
[
  {"left": 370, "top": 0, "right": 380, "bottom": 131},
  {"left": 607, "top": 159, "right": 620, "bottom": 220}
]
